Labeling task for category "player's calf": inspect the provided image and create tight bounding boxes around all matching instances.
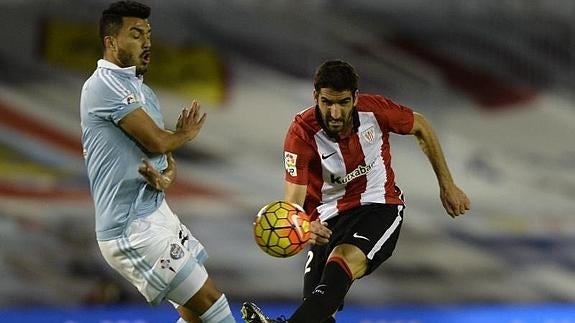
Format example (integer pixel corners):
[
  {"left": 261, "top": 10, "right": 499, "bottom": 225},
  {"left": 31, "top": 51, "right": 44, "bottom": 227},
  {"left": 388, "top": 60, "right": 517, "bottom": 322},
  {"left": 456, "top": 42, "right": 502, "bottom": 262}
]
[
  {"left": 288, "top": 258, "right": 353, "bottom": 323},
  {"left": 197, "top": 294, "right": 235, "bottom": 322}
]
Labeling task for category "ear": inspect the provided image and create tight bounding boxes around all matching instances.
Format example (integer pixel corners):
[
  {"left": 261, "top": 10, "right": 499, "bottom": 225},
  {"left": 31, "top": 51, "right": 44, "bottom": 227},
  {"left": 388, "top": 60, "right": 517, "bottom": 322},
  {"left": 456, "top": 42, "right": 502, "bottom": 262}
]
[
  {"left": 353, "top": 90, "right": 359, "bottom": 106},
  {"left": 104, "top": 36, "right": 116, "bottom": 51},
  {"left": 313, "top": 90, "right": 318, "bottom": 104}
]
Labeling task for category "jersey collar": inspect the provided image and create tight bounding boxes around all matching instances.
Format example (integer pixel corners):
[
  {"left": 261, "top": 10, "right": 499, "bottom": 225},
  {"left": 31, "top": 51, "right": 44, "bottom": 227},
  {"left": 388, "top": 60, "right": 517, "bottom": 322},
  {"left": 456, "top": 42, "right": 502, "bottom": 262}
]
[{"left": 97, "top": 59, "right": 139, "bottom": 78}]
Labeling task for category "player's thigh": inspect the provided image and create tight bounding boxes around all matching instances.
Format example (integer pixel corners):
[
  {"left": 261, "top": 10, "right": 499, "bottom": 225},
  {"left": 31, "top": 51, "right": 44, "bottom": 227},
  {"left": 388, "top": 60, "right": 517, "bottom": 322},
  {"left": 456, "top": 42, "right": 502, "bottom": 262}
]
[
  {"left": 98, "top": 203, "right": 209, "bottom": 305},
  {"left": 340, "top": 204, "right": 404, "bottom": 277},
  {"left": 162, "top": 225, "right": 213, "bottom": 307}
]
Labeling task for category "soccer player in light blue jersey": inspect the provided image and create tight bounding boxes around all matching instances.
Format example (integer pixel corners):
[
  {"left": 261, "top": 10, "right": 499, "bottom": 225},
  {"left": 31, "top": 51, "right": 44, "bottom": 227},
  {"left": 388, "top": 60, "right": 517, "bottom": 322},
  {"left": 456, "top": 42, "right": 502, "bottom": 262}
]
[{"left": 80, "top": 2, "right": 236, "bottom": 322}]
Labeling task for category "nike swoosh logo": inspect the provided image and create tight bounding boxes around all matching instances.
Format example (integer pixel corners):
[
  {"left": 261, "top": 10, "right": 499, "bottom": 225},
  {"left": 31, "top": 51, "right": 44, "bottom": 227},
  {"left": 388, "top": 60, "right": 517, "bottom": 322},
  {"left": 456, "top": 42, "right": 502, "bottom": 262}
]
[
  {"left": 313, "top": 284, "right": 328, "bottom": 295},
  {"left": 321, "top": 152, "right": 337, "bottom": 160},
  {"left": 291, "top": 214, "right": 304, "bottom": 238},
  {"left": 353, "top": 232, "right": 370, "bottom": 241}
]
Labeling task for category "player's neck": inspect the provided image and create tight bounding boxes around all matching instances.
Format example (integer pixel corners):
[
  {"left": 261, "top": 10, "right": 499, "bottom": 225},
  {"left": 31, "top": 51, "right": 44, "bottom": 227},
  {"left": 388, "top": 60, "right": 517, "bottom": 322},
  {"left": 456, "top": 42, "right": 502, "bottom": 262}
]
[{"left": 338, "top": 126, "right": 353, "bottom": 139}]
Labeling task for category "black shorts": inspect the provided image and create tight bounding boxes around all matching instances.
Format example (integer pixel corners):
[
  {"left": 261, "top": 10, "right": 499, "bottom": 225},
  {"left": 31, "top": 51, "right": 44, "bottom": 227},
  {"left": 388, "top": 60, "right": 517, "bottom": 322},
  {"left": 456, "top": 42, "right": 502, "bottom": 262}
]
[{"left": 303, "top": 203, "right": 404, "bottom": 298}]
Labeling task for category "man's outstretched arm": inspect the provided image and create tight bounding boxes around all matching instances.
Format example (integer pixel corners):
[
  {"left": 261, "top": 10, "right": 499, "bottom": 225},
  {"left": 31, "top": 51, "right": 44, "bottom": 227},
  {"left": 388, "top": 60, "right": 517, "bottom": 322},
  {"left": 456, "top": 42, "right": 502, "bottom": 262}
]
[
  {"left": 284, "top": 181, "right": 331, "bottom": 245},
  {"left": 119, "top": 101, "right": 206, "bottom": 154},
  {"left": 409, "top": 112, "right": 471, "bottom": 217}
]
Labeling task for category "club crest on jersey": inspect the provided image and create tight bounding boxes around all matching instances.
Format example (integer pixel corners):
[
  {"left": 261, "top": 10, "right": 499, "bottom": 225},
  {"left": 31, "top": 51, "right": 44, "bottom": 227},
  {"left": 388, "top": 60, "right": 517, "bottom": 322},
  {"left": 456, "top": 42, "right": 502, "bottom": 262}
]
[
  {"left": 122, "top": 93, "right": 137, "bottom": 105},
  {"left": 361, "top": 126, "right": 375, "bottom": 143},
  {"left": 170, "top": 243, "right": 184, "bottom": 260},
  {"left": 284, "top": 151, "right": 298, "bottom": 177}
]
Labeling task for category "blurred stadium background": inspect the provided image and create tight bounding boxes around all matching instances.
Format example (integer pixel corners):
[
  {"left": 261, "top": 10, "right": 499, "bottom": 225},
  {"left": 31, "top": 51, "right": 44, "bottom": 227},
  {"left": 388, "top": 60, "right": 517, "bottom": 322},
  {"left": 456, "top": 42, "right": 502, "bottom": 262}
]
[{"left": 1, "top": 0, "right": 575, "bottom": 322}]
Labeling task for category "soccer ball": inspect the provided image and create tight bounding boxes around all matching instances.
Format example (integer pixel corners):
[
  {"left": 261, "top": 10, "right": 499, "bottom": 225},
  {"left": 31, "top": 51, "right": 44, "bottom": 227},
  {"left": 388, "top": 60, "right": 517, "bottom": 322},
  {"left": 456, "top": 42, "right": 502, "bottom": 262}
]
[{"left": 253, "top": 200, "right": 311, "bottom": 258}]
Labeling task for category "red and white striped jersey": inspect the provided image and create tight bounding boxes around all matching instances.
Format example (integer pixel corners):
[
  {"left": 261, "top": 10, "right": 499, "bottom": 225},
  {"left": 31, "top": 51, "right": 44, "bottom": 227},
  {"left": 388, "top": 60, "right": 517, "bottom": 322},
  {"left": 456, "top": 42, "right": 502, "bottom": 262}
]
[{"left": 283, "top": 93, "right": 414, "bottom": 221}]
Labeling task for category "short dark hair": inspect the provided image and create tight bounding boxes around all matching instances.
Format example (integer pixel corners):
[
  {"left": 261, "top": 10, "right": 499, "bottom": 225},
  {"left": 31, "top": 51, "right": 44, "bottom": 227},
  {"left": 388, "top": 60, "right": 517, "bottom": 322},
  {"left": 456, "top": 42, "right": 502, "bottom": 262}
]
[
  {"left": 313, "top": 60, "right": 359, "bottom": 93},
  {"left": 99, "top": 1, "right": 151, "bottom": 47}
]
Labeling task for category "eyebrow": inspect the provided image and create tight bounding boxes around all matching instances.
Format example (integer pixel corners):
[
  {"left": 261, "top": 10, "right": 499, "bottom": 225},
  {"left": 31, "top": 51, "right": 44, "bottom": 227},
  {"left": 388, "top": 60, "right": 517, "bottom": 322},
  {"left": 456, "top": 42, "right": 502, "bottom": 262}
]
[
  {"left": 321, "top": 97, "right": 351, "bottom": 103},
  {"left": 129, "top": 26, "right": 151, "bottom": 33}
]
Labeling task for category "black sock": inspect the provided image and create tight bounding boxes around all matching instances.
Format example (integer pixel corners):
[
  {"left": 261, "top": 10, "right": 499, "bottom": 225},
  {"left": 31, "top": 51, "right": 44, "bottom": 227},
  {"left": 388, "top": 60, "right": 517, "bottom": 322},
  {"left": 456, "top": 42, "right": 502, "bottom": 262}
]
[{"left": 289, "top": 258, "right": 353, "bottom": 323}]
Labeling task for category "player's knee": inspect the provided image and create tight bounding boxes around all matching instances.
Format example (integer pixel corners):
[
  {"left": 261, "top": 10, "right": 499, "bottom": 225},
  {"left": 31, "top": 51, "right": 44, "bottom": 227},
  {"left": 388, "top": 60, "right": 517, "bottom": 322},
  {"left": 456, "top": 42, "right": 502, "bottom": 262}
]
[
  {"left": 330, "top": 244, "right": 368, "bottom": 279},
  {"left": 181, "top": 277, "right": 223, "bottom": 315}
]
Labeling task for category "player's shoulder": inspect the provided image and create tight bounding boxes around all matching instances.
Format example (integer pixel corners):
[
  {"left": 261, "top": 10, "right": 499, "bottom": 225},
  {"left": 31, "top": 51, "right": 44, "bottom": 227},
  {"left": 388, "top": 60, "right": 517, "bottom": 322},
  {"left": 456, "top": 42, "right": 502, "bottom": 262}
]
[
  {"left": 357, "top": 93, "right": 413, "bottom": 114},
  {"left": 290, "top": 106, "right": 320, "bottom": 131},
  {"left": 356, "top": 93, "right": 391, "bottom": 110},
  {"left": 293, "top": 105, "right": 316, "bottom": 122},
  {"left": 284, "top": 105, "right": 320, "bottom": 144},
  {"left": 89, "top": 67, "right": 135, "bottom": 98}
]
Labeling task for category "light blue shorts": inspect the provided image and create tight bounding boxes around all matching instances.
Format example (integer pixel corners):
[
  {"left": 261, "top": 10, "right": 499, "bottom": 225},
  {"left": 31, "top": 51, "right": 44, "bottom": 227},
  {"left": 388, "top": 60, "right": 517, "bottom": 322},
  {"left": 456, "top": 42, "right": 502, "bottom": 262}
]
[{"left": 98, "top": 200, "right": 209, "bottom": 305}]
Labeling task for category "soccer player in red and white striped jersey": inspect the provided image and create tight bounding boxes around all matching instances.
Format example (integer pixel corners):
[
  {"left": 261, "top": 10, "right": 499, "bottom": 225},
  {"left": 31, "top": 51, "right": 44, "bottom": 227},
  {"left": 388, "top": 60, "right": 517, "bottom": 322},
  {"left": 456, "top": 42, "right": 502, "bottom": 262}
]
[{"left": 242, "top": 60, "right": 470, "bottom": 323}]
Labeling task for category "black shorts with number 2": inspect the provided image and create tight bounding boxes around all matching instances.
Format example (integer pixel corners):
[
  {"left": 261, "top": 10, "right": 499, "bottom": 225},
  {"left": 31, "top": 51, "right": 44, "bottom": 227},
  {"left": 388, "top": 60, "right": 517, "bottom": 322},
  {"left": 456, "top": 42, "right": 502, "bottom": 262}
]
[{"left": 303, "top": 203, "right": 405, "bottom": 298}]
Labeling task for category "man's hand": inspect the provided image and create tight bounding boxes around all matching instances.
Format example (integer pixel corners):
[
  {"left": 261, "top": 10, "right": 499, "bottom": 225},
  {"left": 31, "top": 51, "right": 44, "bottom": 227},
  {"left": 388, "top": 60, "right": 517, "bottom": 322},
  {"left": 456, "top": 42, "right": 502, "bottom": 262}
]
[
  {"left": 440, "top": 184, "right": 470, "bottom": 218},
  {"left": 308, "top": 219, "right": 332, "bottom": 245},
  {"left": 176, "top": 101, "right": 207, "bottom": 141},
  {"left": 138, "top": 154, "right": 176, "bottom": 191}
]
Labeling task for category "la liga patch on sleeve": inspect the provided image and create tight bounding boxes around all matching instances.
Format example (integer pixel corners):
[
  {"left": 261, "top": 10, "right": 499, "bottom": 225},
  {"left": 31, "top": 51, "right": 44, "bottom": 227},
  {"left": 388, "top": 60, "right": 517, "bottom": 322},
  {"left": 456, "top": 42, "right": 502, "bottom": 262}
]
[{"left": 284, "top": 151, "right": 298, "bottom": 177}]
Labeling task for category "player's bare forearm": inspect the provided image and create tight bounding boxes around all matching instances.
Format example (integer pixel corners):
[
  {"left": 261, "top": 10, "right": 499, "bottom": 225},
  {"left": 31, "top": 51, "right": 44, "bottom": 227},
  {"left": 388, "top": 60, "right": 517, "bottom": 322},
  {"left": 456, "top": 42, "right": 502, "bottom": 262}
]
[
  {"left": 284, "top": 182, "right": 307, "bottom": 207},
  {"left": 151, "top": 130, "right": 199, "bottom": 154},
  {"left": 411, "top": 112, "right": 454, "bottom": 188},
  {"left": 148, "top": 102, "right": 207, "bottom": 154},
  {"left": 283, "top": 181, "right": 331, "bottom": 244},
  {"left": 410, "top": 112, "right": 470, "bottom": 217},
  {"left": 120, "top": 102, "right": 206, "bottom": 154}
]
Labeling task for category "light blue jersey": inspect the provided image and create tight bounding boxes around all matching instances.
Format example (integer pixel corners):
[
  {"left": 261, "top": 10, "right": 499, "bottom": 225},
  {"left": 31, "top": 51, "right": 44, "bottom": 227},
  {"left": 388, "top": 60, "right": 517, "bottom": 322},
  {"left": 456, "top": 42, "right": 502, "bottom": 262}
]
[{"left": 81, "top": 59, "right": 167, "bottom": 241}]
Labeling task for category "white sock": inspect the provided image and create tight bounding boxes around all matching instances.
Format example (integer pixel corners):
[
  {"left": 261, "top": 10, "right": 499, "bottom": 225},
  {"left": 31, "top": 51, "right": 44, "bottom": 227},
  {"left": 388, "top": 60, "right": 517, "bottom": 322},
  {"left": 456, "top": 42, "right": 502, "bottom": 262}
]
[
  {"left": 199, "top": 294, "right": 236, "bottom": 323},
  {"left": 176, "top": 319, "right": 187, "bottom": 323}
]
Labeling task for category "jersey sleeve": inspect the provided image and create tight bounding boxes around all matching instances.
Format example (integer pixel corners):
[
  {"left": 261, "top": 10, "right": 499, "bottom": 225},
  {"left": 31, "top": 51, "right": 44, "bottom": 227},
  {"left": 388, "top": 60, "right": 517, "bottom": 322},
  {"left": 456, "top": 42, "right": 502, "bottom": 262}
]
[
  {"left": 283, "top": 120, "right": 315, "bottom": 185},
  {"left": 370, "top": 95, "right": 414, "bottom": 134},
  {"left": 88, "top": 73, "right": 145, "bottom": 125}
]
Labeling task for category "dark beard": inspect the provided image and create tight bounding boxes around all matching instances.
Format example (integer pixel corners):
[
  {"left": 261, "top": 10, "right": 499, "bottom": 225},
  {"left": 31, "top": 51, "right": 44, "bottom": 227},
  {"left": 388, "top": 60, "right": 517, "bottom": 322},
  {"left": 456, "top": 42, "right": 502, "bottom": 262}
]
[{"left": 117, "top": 49, "right": 147, "bottom": 75}]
